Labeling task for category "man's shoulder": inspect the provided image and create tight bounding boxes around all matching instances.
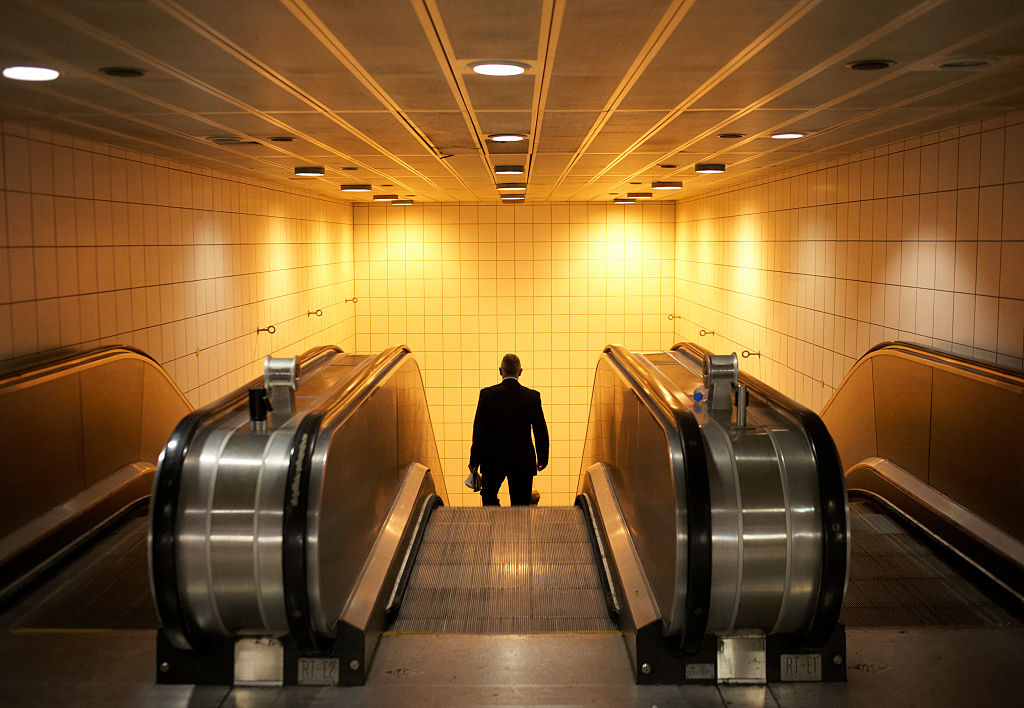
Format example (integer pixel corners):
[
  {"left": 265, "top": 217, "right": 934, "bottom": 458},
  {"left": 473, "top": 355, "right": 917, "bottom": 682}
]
[{"left": 480, "top": 382, "right": 504, "bottom": 396}]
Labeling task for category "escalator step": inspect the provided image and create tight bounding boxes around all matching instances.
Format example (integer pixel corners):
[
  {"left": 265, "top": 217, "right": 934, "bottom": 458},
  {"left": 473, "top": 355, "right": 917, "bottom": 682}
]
[{"left": 392, "top": 506, "right": 616, "bottom": 633}]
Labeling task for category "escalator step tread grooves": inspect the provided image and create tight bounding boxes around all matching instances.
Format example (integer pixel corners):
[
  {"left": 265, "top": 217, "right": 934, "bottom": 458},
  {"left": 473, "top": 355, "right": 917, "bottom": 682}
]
[
  {"left": 840, "top": 500, "right": 1019, "bottom": 628},
  {"left": 393, "top": 506, "right": 616, "bottom": 634}
]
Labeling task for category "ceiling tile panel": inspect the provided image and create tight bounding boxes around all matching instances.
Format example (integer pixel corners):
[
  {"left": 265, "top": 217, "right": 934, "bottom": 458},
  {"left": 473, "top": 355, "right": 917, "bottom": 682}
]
[
  {"left": 587, "top": 111, "right": 671, "bottom": 153},
  {"left": 437, "top": 0, "right": 544, "bottom": 60},
  {"left": 404, "top": 111, "right": 479, "bottom": 155},
  {"left": 301, "top": 0, "right": 462, "bottom": 112},
  {"left": 463, "top": 74, "right": 535, "bottom": 111},
  {"left": 690, "top": 0, "right": 944, "bottom": 111},
  {"left": 544, "top": 0, "right": 674, "bottom": 110},
  {"left": 534, "top": 111, "right": 602, "bottom": 153}
]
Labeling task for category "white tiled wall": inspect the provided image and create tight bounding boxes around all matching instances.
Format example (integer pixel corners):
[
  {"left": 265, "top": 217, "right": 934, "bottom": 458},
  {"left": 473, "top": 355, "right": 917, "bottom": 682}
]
[
  {"left": 674, "top": 111, "right": 1024, "bottom": 412},
  {"left": 353, "top": 202, "right": 677, "bottom": 506},
  {"left": 0, "top": 123, "right": 356, "bottom": 407}
]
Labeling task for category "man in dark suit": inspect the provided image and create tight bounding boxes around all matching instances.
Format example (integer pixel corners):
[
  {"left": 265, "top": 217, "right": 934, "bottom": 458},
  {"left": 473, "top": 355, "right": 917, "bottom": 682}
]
[{"left": 469, "top": 353, "right": 549, "bottom": 506}]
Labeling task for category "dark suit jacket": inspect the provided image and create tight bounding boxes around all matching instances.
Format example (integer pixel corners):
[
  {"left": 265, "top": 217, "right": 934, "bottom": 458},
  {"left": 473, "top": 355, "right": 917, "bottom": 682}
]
[{"left": 469, "top": 378, "right": 549, "bottom": 476}]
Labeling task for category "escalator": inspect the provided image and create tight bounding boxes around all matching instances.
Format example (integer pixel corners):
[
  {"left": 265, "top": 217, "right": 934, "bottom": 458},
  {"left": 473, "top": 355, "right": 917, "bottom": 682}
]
[
  {"left": 149, "top": 342, "right": 849, "bottom": 687},
  {"left": 2, "top": 340, "right": 1021, "bottom": 706}
]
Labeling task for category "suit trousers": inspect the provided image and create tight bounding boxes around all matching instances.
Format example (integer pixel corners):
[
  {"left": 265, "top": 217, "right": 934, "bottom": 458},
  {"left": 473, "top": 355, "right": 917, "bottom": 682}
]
[{"left": 481, "top": 467, "right": 533, "bottom": 506}]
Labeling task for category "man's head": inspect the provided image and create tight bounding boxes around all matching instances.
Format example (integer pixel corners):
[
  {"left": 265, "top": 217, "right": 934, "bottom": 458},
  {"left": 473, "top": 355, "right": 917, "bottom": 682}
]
[{"left": 499, "top": 353, "right": 522, "bottom": 379}]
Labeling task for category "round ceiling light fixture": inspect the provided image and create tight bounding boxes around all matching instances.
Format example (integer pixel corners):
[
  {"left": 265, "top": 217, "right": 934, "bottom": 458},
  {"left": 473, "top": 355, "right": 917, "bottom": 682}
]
[
  {"left": 844, "top": 59, "right": 896, "bottom": 71},
  {"left": 100, "top": 66, "right": 146, "bottom": 78},
  {"left": 495, "top": 164, "right": 525, "bottom": 174},
  {"left": 652, "top": 181, "right": 683, "bottom": 189},
  {"left": 3, "top": 65, "right": 60, "bottom": 81},
  {"left": 294, "top": 166, "right": 325, "bottom": 177},
  {"left": 694, "top": 163, "right": 725, "bottom": 174},
  {"left": 340, "top": 184, "right": 371, "bottom": 192},
  {"left": 470, "top": 61, "right": 529, "bottom": 76},
  {"left": 488, "top": 133, "right": 526, "bottom": 142},
  {"left": 771, "top": 131, "right": 805, "bottom": 139},
  {"left": 496, "top": 182, "right": 526, "bottom": 192},
  {"left": 936, "top": 56, "right": 994, "bottom": 70}
]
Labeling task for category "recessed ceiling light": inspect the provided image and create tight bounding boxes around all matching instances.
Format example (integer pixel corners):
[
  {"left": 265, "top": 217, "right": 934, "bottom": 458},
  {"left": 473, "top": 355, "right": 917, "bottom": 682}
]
[
  {"left": 501, "top": 195, "right": 525, "bottom": 202},
  {"left": 99, "top": 66, "right": 146, "bottom": 78},
  {"left": 659, "top": 164, "right": 677, "bottom": 169},
  {"left": 629, "top": 181, "right": 641, "bottom": 185},
  {"left": 268, "top": 136, "right": 294, "bottom": 142},
  {"left": 771, "top": 132, "right": 805, "bottom": 139},
  {"left": 392, "top": 199, "right": 413, "bottom": 206},
  {"left": 627, "top": 192, "right": 652, "bottom": 199},
  {"left": 694, "top": 163, "right": 725, "bottom": 174},
  {"left": 341, "top": 166, "right": 358, "bottom": 171},
  {"left": 496, "top": 182, "right": 526, "bottom": 192},
  {"left": 488, "top": 133, "right": 526, "bottom": 142},
  {"left": 3, "top": 65, "right": 60, "bottom": 82},
  {"left": 470, "top": 61, "right": 529, "bottom": 76},
  {"left": 294, "top": 166, "right": 325, "bottom": 177},
  {"left": 845, "top": 59, "right": 896, "bottom": 71},
  {"left": 936, "top": 56, "right": 994, "bottom": 70},
  {"left": 652, "top": 181, "right": 683, "bottom": 189},
  {"left": 340, "top": 184, "right": 371, "bottom": 192},
  {"left": 373, "top": 194, "right": 398, "bottom": 201},
  {"left": 207, "top": 136, "right": 250, "bottom": 145},
  {"left": 495, "top": 164, "right": 525, "bottom": 174},
  {"left": 718, "top": 132, "right": 745, "bottom": 139},
  {"left": 381, "top": 184, "right": 393, "bottom": 187},
  {"left": 613, "top": 198, "right": 636, "bottom": 204}
]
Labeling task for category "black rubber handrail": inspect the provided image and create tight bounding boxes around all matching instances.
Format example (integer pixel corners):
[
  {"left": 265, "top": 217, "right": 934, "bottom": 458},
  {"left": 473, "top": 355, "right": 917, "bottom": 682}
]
[
  {"left": 672, "top": 341, "right": 847, "bottom": 647},
  {"left": 282, "top": 345, "right": 415, "bottom": 652},
  {"left": 151, "top": 344, "right": 344, "bottom": 651},
  {"left": 602, "top": 345, "right": 712, "bottom": 653},
  {"left": 862, "top": 340, "right": 1023, "bottom": 387},
  {"left": 0, "top": 345, "right": 162, "bottom": 388}
]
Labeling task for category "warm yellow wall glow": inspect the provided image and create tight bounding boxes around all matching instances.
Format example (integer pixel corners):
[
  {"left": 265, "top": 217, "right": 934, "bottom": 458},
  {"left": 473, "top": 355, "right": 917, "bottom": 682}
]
[
  {"left": 354, "top": 202, "right": 677, "bottom": 506},
  {"left": 675, "top": 113, "right": 1024, "bottom": 411},
  {"left": 0, "top": 123, "right": 356, "bottom": 406}
]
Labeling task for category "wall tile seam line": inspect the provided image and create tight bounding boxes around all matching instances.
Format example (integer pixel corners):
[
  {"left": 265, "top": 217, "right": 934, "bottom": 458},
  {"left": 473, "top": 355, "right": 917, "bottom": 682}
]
[
  {"left": 7, "top": 292, "right": 359, "bottom": 335},
  {"left": 675, "top": 275, "right": 1024, "bottom": 301},
  {"left": 1, "top": 186, "right": 357, "bottom": 209},
  {"left": 672, "top": 301, "right": 940, "bottom": 356}
]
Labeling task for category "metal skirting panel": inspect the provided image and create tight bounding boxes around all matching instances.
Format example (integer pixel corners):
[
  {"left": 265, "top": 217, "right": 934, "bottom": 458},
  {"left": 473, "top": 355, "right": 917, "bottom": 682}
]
[
  {"left": 392, "top": 506, "right": 616, "bottom": 633},
  {"left": 840, "top": 500, "right": 1018, "bottom": 627}
]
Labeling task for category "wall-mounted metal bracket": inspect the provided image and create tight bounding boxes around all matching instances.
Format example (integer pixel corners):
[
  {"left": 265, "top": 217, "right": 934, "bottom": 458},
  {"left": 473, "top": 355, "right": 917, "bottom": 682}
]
[
  {"left": 307, "top": 309, "right": 323, "bottom": 317},
  {"left": 257, "top": 325, "right": 276, "bottom": 335}
]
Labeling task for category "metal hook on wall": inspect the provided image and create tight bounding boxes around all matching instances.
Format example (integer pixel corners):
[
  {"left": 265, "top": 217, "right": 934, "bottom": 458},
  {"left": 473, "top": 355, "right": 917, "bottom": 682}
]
[
  {"left": 257, "top": 325, "right": 276, "bottom": 335},
  {"left": 667, "top": 314, "right": 680, "bottom": 320},
  {"left": 345, "top": 297, "right": 359, "bottom": 304},
  {"left": 307, "top": 308, "right": 323, "bottom": 317},
  {"left": 699, "top": 328, "right": 715, "bottom": 337},
  {"left": 741, "top": 350, "right": 761, "bottom": 359}
]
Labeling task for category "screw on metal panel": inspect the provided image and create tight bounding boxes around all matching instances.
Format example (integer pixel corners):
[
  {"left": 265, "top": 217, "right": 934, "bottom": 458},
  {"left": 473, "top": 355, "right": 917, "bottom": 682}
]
[
  {"left": 159, "top": 661, "right": 170, "bottom": 674},
  {"left": 833, "top": 654, "right": 844, "bottom": 665},
  {"left": 641, "top": 662, "right": 652, "bottom": 675},
  {"left": 349, "top": 659, "right": 361, "bottom": 671}
]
